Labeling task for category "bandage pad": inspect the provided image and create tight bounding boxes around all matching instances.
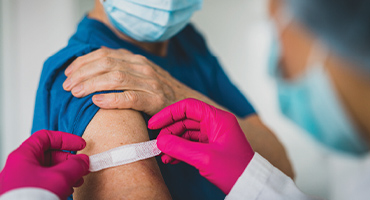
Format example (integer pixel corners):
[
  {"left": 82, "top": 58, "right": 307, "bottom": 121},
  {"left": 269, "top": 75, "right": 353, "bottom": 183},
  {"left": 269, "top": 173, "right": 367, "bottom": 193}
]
[{"left": 89, "top": 140, "right": 161, "bottom": 172}]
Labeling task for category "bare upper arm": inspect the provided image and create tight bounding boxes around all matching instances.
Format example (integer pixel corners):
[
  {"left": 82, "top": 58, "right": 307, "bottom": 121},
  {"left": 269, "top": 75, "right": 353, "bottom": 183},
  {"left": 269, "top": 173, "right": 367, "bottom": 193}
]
[{"left": 74, "top": 109, "right": 171, "bottom": 200}]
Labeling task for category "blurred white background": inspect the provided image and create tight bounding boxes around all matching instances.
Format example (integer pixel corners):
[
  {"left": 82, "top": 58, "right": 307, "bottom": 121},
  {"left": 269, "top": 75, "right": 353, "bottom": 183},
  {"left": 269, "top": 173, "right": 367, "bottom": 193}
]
[{"left": 0, "top": 0, "right": 365, "bottom": 199}]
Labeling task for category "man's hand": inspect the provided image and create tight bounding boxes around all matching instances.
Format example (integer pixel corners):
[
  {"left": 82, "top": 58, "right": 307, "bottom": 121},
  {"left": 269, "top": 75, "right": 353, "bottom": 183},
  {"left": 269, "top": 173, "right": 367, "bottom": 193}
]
[
  {"left": 0, "top": 130, "right": 90, "bottom": 200},
  {"left": 148, "top": 99, "right": 255, "bottom": 194},
  {"left": 63, "top": 47, "right": 198, "bottom": 116}
]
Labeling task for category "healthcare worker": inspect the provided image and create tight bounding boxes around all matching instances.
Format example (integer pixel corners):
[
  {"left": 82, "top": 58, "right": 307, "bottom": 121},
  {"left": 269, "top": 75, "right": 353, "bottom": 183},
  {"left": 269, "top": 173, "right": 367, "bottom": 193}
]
[
  {"left": 0, "top": 130, "right": 90, "bottom": 200},
  {"left": 148, "top": 0, "right": 370, "bottom": 198},
  {"left": 149, "top": 98, "right": 315, "bottom": 199},
  {"left": 268, "top": 0, "right": 370, "bottom": 155},
  {"left": 149, "top": 98, "right": 369, "bottom": 199}
]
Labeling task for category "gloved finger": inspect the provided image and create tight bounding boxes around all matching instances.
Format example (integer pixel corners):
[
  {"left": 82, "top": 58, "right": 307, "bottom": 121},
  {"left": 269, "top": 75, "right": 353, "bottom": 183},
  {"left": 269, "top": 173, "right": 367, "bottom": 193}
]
[
  {"left": 157, "top": 134, "right": 208, "bottom": 168},
  {"left": 73, "top": 177, "right": 85, "bottom": 188},
  {"left": 159, "top": 129, "right": 201, "bottom": 164},
  {"left": 20, "top": 130, "right": 86, "bottom": 156},
  {"left": 149, "top": 98, "right": 216, "bottom": 129},
  {"left": 182, "top": 130, "right": 205, "bottom": 142},
  {"left": 65, "top": 47, "right": 133, "bottom": 76},
  {"left": 43, "top": 150, "right": 69, "bottom": 166},
  {"left": 161, "top": 154, "right": 175, "bottom": 164},
  {"left": 49, "top": 151, "right": 87, "bottom": 166},
  {"left": 53, "top": 154, "right": 90, "bottom": 185},
  {"left": 170, "top": 159, "right": 181, "bottom": 164},
  {"left": 160, "top": 119, "right": 200, "bottom": 135},
  {"left": 160, "top": 154, "right": 181, "bottom": 164}
]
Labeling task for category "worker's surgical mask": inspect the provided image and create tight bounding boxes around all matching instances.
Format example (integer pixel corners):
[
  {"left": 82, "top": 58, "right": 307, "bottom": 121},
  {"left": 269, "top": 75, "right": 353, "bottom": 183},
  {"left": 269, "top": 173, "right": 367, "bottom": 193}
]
[
  {"left": 101, "top": 0, "right": 203, "bottom": 42},
  {"left": 268, "top": 39, "right": 369, "bottom": 155}
]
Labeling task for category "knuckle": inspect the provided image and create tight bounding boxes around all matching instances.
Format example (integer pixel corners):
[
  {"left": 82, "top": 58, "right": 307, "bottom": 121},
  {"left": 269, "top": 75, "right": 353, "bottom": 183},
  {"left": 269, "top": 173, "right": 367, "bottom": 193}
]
[
  {"left": 199, "top": 150, "right": 213, "bottom": 169},
  {"left": 111, "top": 70, "right": 125, "bottom": 82},
  {"left": 100, "top": 57, "right": 115, "bottom": 68},
  {"left": 111, "top": 93, "right": 121, "bottom": 105},
  {"left": 119, "top": 48, "right": 132, "bottom": 54},
  {"left": 125, "top": 92, "right": 139, "bottom": 104},
  {"left": 225, "top": 112, "right": 238, "bottom": 124},
  {"left": 96, "top": 48, "right": 109, "bottom": 57},
  {"left": 72, "top": 57, "right": 83, "bottom": 68},
  {"left": 75, "top": 68, "right": 85, "bottom": 79},
  {"left": 87, "top": 78, "right": 96, "bottom": 89},
  {"left": 134, "top": 54, "right": 147, "bottom": 62},
  {"left": 150, "top": 80, "right": 161, "bottom": 91},
  {"left": 141, "top": 65, "right": 155, "bottom": 76},
  {"left": 8, "top": 151, "right": 21, "bottom": 161}
]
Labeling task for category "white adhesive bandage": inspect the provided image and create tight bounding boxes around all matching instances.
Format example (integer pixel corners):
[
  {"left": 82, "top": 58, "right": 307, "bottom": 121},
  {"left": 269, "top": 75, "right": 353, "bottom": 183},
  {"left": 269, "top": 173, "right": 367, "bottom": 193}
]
[{"left": 89, "top": 140, "right": 161, "bottom": 172}]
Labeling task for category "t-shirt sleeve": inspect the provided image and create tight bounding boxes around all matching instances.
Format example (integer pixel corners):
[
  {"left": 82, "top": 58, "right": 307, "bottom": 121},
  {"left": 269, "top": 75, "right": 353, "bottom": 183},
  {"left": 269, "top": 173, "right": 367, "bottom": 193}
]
[
  {"left": 208, "top": 55, "right": 256, "bottom": 118},
  {"left": 31, "top": 46, "right": 103, "bottom": 138}
]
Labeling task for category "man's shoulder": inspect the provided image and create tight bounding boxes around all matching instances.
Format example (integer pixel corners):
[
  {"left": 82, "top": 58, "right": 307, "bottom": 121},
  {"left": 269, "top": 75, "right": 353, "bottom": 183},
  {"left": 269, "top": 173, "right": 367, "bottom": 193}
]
[
  {"left": 32, "top": 43, "right": 99, "bottom": 135},
  {"left": 175, "top": 23, "right": 211, "bottom": 56}
]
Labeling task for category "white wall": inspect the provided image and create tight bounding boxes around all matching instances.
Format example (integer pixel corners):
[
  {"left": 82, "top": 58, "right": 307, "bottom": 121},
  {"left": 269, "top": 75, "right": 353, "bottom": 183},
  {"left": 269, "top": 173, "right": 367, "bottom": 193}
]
[
  {"left": 0, "top": 0, "right": 3, "bottom": 165},
  {"left": 0, "top": 0, "right": 89, "bottom": 167},
  {"left": 0, "top": 0, "right": 364, "bottom": 199}
]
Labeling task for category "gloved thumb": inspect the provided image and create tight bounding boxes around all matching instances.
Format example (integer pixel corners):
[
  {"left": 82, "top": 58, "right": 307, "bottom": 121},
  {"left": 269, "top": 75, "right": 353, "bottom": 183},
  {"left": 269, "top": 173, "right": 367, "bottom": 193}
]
[
  {"left": 157, "top": 134, "right": 208, "bottom": 169},
  {"left": 53, "top": 154, "right": 90, "bottom": 184}
]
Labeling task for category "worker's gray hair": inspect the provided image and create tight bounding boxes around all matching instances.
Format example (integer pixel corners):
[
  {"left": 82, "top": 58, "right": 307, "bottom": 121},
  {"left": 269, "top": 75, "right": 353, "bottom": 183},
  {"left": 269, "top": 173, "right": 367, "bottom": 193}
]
[{"left": 287, "top": 0, "right": 370, "bottom": 72}]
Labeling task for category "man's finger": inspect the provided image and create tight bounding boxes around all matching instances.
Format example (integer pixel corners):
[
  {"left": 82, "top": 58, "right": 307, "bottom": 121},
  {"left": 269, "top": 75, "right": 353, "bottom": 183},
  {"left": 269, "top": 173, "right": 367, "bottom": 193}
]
[
  {"left": 64, "top": 57, "right": 121, "bottom": 91},
  {"left": 92, "top": 91, "right": 144, "bottom": 110},
  {"left": 65, "top": 47, "right": 132, "bottom": 76},
  {"left": 70, "top": 69, "right": 148, "bottom": 98}
]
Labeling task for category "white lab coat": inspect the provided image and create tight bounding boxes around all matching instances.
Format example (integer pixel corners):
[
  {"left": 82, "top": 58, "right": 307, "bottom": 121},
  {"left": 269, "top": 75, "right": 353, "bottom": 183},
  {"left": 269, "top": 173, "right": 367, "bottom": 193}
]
[
  {"left": 225, "top": 153, "right": 318, "bottom": 200},
  {"left": 0, "top": 188, "right": 59, "bottom": 200},
  {"left": 225, "top": 153, "right": 370, "bottom": 200}
]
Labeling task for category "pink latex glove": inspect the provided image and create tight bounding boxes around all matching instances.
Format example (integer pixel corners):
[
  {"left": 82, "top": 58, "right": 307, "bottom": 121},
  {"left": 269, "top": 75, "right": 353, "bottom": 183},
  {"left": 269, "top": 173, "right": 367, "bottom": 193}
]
[
  {"left": 0, "top": 130, "right": 90, "bottom": 200},
  {"left": 148, "top": 98, "right": 254, "bottom": 194}
]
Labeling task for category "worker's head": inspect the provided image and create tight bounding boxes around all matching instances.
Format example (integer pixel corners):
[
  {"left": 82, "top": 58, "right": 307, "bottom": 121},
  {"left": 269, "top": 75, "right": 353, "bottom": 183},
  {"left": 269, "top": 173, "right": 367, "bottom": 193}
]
[
  {"left": 96, "top": 0, "right": 203, "bottom": 42},
  {"left": 267, "top": 0, "right": 370, "bottom": 155}
]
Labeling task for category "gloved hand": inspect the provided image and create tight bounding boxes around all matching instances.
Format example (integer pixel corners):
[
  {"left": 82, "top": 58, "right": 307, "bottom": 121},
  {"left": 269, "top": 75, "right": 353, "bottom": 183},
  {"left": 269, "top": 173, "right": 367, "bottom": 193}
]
[
  {"left": 149, "top": 98, "right": 254, "bottom": 194},
  {"left": 0, "top": 130, "right": 90, "bottom": 200}
]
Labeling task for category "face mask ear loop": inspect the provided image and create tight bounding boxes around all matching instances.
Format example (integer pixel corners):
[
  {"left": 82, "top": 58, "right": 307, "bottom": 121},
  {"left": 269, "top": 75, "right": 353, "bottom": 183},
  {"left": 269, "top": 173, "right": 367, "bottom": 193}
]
[
  {"left": 273, "top": 5, "right": 294, "bottom": 36},
  {"left": 306, "top": 42, "right": 329, "bottom": 73}
]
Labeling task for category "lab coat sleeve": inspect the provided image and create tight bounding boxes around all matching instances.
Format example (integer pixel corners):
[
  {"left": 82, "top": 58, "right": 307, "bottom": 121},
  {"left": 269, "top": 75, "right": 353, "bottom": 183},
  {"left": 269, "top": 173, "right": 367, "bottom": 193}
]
[
  {"left": 225, "top": 153, "right": 320, "bottom": 200},
  {"left": 0, "top": 188, "right": 59, "bottom": 200}
]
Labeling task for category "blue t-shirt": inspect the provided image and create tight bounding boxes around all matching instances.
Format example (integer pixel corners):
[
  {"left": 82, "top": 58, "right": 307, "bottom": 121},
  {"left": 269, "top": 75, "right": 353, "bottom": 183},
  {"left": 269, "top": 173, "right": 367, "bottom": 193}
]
[{"left": 32, "top": 16, "right": 255, "bottom": 200}]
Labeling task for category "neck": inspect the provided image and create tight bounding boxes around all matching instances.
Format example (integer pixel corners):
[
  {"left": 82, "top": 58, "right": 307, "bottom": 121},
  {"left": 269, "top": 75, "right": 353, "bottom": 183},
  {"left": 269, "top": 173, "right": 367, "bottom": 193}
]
[
  {"left": 88, "top": 0, "right": 169, "bottom": 57},
  {"left": 327, "top": 56, "right": 370, "bottom": 144}
]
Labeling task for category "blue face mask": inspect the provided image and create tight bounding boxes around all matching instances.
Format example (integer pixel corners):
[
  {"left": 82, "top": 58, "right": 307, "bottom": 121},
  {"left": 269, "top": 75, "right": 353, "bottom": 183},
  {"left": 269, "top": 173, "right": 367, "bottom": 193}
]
[
  {"left": 268, "top": 38, "right": 369, "bottom": 155},
  {"left": 101, "top": 0, "right": 203, "bottom": 42}
]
